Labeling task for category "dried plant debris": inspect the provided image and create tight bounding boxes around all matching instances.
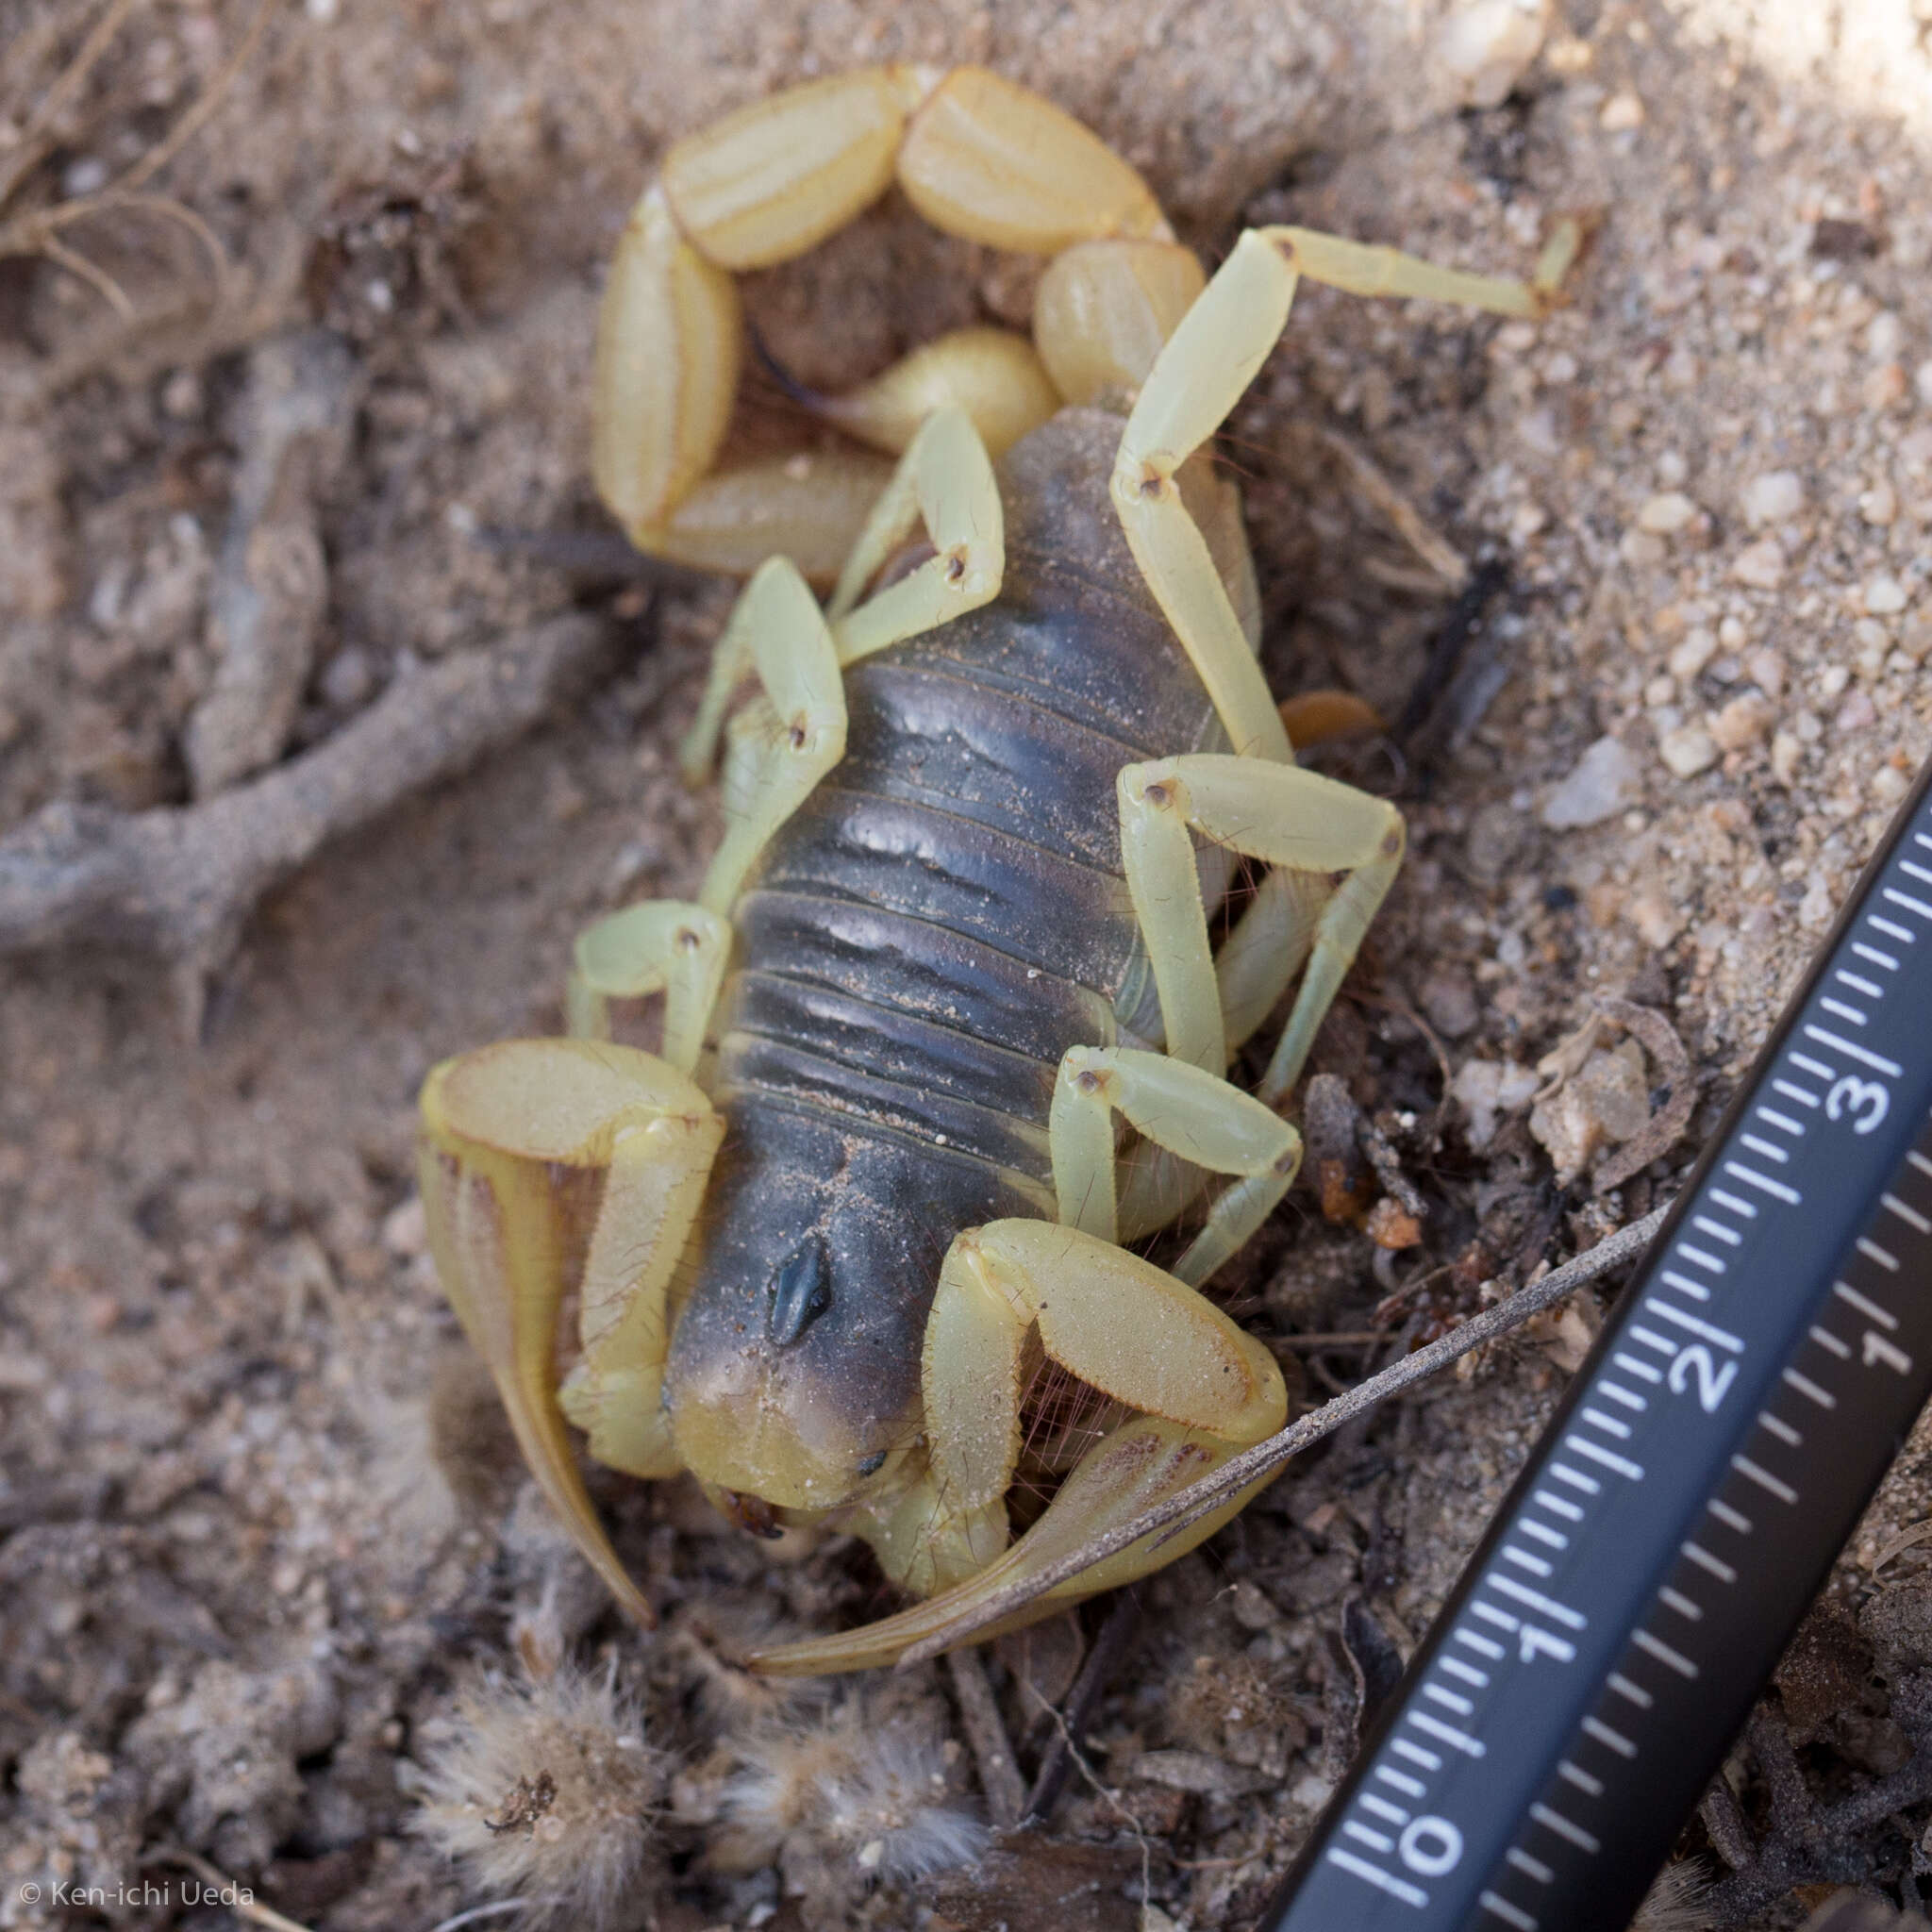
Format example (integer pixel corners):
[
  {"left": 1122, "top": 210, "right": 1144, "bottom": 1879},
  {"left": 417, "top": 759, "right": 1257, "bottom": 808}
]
[
  {"left": 412, "top": 1665, "right": 668, "bottom": 1930},
  {"left": 715, "top": 1682, "right": 988, "bottom": 1920}
]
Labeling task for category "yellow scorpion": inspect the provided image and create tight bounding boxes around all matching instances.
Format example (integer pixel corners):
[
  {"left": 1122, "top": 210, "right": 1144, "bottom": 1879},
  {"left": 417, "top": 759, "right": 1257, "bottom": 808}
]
[{"left": 417, "top": 66, "right": 1573, "bottom": 1673}]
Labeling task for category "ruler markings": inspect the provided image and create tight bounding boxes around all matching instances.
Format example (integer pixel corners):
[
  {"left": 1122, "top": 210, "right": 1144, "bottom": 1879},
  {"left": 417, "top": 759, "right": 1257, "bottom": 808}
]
[
  {"left": 1804, "top": 1023, "right": 1904, "bottom": 1077},
  {"left": 1530, "top": 1804, "right": 1600, "bottom": 1853},
  {"left": 1898, "top": 858, "right": 1932, "bottom": 885},
  {"left": 1724, "top": 1160, "right": 1802, "bottom": 1205},
  {"left": 1610, "top": 1355, "right": 1661, "bottom": 1386},
  {"left": 1731, "top": 1456, "right": 1798, "bottom": 1505},
  {"left": 1410, "top": 1710, "right": 1486, "bottom": 1757},
  {"left": 1883, "top": 1191, "right": 1932, "bottom": 1234},
  {"left": 1273, "top": 774, "right": 1932, "bottom": 1930},
  {"left": 1693, "top": 1213, "right": 1747, "bottom": 1241},
  {"left": 1480, "top": 1890, "right": 1538, "bottom": 1930},
  {"left": 1643, "top": 1301, "right": 1744, "bottom": 1353},
  {"left": 1506, "top": 1849, "right": 1555, "bottom": 1885},
  {"left": 1549, "top": 1463, "right": 1603, "bottom": 1495},
  {"left": 1325, "top": 1849, "right": 1426, "bottom": 1907},
  {"left": 1680, "top": 1541, "right": 1737, "bottom": 1584},
  {"left": 1632, "top": 1629, "right": 1699, "bottom": 1677},
  {"left": 1564, "top": 1435, "right": 1644, "bottom": 1481},
  {"left": 1782, "top": 1365, "right": 1836, "bottom": 1407},
  {"left": 1835, "top": 1280, "right": 1897, "bottom": 1328}
]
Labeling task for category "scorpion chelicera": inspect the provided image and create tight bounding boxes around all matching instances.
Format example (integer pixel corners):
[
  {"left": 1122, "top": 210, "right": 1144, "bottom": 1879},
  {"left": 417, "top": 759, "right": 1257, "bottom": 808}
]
[{"left": 417, "top": 66, "right": 1574, "bottom": 1673}]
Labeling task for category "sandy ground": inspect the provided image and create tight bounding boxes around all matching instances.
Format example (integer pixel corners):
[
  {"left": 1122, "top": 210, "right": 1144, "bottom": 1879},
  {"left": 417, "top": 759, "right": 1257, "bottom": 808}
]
[{"left": 6, "top": 2, "right": 1932, "bottom": 1928}]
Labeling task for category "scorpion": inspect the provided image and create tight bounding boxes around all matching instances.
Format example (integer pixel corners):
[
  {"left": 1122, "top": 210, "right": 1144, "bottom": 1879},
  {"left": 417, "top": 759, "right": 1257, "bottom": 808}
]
[{"left": 417, "top": 65, "right": 1574, "bottom": 1674}]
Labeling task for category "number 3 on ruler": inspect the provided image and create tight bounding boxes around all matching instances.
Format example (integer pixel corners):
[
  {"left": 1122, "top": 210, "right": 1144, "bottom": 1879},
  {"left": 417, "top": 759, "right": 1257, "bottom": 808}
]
[
  {"left": 1826, "top": 1075, "right": 1890, "bottom": 1133},
  {"left": 1668, "top": 1344, "right": 1738, "bottom": 1412}
]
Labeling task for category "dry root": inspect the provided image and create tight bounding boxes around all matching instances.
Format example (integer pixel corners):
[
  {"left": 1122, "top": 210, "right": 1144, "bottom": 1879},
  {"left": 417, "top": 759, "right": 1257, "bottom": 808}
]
[{"left": 0, "top": 614, "right": 618, "bottom": 1031}]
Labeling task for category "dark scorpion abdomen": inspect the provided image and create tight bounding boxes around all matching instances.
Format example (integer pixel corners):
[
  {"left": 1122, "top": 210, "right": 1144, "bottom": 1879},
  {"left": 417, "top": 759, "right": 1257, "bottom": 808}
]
[{"left": 663, "top": 410, "right": 1233, "bottom": 1505}]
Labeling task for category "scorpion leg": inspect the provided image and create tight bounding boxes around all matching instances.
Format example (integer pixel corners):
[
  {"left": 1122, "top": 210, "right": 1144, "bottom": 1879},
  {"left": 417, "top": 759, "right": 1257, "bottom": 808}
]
[
  {"left": 418, "top": 1039, "right": 724, "bottom": 1624},
  {"left": 565, "top": 900, "right": 729, "bottom": 1074},
  {"left": 826, "top": 405, "right": 1005, "bottom": 662},
  {"left": 679, "top": 556, "right": 847, "bottom": 916},
  {"left": 747, "top": 1220, "right": 1287, "bottom": 1674},
  {"left": 1121, "top": 753, "right": 1406, "bottom": 1108},
  {"left": 1110, "top": 223, "right": 1573, "bottom": 762},
  {"left": 1049, "top": 1044, "right": 1301, "bottom": 1287}
]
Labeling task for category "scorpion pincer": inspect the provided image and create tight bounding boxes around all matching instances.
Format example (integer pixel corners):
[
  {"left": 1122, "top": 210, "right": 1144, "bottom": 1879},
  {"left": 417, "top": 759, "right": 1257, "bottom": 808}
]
[{"left": 415, "top": 66, "right": 1574, "bottom": 1673}]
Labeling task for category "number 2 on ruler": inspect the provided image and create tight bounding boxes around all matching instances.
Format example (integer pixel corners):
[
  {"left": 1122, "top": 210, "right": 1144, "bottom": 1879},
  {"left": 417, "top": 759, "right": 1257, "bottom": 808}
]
[{"left": 1667, "top": 1344, "right": 1738, "bottom": 1412}]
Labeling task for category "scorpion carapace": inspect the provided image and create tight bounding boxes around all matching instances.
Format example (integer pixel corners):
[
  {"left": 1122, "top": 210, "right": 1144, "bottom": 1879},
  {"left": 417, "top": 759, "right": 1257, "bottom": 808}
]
[{"left": 417, "top": 64, "right": 1574, "bottom": 1673}]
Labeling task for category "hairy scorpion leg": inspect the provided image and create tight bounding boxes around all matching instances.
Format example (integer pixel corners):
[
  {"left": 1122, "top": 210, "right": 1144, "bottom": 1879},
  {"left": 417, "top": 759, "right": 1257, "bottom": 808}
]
[{"left": 418, "top": 1040, "right": 724, "bottom": 1624}]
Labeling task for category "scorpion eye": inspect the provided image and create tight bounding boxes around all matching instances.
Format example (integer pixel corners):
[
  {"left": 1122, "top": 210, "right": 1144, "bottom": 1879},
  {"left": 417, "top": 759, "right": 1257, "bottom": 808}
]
[
  {"left": 856, "top": 1448, "right": 888, "bottom": 1476},
  {"left": 766, "top": 1234, "right": 833, "bottom": 1347}
]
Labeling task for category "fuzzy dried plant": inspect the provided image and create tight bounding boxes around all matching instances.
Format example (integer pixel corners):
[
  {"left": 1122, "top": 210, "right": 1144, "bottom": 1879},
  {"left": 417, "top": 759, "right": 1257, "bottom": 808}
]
[{"left": 413, "top": 1665, "right": 668, "bottom": 1930}]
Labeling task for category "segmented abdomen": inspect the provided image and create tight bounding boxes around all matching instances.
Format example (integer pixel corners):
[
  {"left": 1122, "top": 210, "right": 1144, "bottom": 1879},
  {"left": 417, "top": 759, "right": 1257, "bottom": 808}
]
[{"left": 713, "top": 486, "right": 1221, "bottom": 1192}]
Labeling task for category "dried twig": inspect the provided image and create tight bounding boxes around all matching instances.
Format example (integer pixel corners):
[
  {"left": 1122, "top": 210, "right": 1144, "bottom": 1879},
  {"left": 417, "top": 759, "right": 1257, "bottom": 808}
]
[
  {"left": 142, "top": 1845, "right": 316, "bottom": 1932},
  {"left": 947, "top": 1646, "right": 1028, "bottom": 1829},
  {"left": 1593, "top": 995, "right": 1696, "bottom": 1191},
  {"left": 1021, "top": 1595, "right": 1142, "bottom": 1827},
  {"left": 0, "top": 614, "right": 619, "bottom": 1029},
  {"left": 187, "top": 329, "right": 361, "bottom": 797},
  {"left": 898, "top": 1206, "right": 1670, "bottom": 1668}
]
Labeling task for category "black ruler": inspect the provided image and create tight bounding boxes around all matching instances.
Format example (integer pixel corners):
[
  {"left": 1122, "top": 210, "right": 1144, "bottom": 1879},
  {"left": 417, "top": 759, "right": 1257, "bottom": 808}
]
[{"left": 1265, "top": 756, "right": 1932, "bottom": 1931}]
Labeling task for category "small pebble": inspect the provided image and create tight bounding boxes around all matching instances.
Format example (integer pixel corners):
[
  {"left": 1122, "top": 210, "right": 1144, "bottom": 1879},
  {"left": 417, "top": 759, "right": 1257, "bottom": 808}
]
[
  {"left": 1659, "top": 724, "right": 1719, "bottom": 778},
  {"left": 1873, "top": 765, "right": 1911, "bottom": 805},
  {"left": 1837, "top": 690, "right": 1876, "bottom": 733},
  {"left": 1917, "top": 360, "right": 1932, "bottom": 408},
  {"left": 1741, "top": 470, "right": 1804, "bottom": 526},
  {"left": 320, "top": 645, "right": 375, "bottom": 708},
  {"left": 1643, "top": 675, "right": 1676, "bottom": 708},
  {"left": 1667, "top": 627, "right": 1718, "bottom": 680},
  {"left": 1620, "top": 528, "right": 1667, "bottom": 568},
  {"left": 382, "top": 1196, "right": 427, "bottom": 1259},
  {"left": 1731, "top": 538, "right": 1786, "bottom": 590},
  {"left": 1863, "top": 575, "right": 1908, "bottom": 616},
  {"left": 1626, "top": 889, "right": 1684, "bottom": 948},
  {"left": 1599, "top": 91, "right": 1645, "bottom": 131},
  {"left": 1418, "top": 966, "right": 1480, "bottom": 1041},
  {"left": 1452, "top": 1060, "right": 1541, "bottom": 1150},
  {"left": 1710, "top": 691, "right": 1775, "bottom": 751},
  {"left": 1746, "top": 648, "right": 1785, "bottom": 698},
  {"left": 1859, "top": 477, "right": 1898, "bottom": 525},
  {"left": 1771, "top": 729, "right": 1804, "bottom": 785},
  {"left": 1637, "top": 491, "right": 1699, "bottom": 535},
  {"left": 1542, "top": 736, "right": 1640, "bottom": 829},
  {"left": 1436, "top": 0, "right": 1551, "bottom": 109}
]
